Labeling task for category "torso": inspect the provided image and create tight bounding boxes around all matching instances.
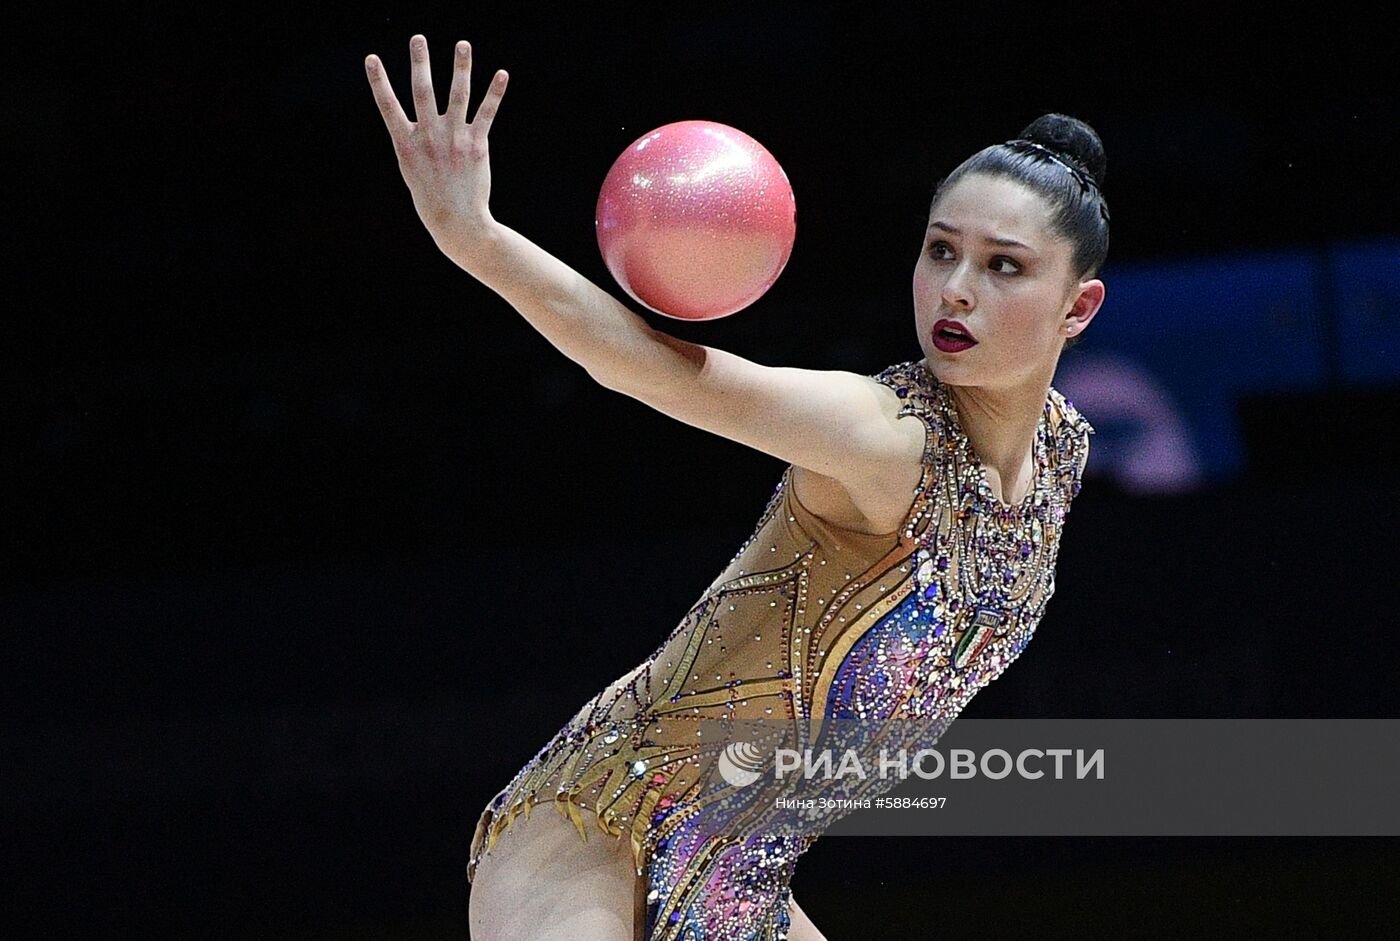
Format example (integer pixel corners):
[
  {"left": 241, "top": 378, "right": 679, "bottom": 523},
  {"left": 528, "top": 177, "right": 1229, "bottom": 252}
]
[
  {"left": 469, "top": 361, "right": 1096, "bottom": 940},
  {"left": 470, "top": 410, "right": 926, "bottom": 938}
]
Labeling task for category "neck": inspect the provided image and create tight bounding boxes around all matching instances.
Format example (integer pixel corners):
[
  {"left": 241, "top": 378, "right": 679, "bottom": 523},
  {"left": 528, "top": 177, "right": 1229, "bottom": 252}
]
[{"left": 929, "top": 364, "right": 1051, "bottom": 503}]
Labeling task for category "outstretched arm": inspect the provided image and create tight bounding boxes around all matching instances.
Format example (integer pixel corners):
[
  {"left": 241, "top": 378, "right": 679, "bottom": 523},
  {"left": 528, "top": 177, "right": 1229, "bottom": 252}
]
[
  {"left": 365, "top": 37, "right": 639, "bottom": 381},
  {"left": 365, "top": 36, "right": 922, "bottom": 487}
]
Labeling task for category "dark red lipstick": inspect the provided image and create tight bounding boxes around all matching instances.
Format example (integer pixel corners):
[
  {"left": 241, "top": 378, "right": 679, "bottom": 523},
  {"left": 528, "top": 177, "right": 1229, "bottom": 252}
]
[{"left": 933, "top": 319, "right": 978, "bottom": 353}]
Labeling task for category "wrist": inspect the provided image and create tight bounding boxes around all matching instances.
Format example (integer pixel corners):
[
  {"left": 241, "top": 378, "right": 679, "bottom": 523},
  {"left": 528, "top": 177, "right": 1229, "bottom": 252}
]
[{"left": 433, "top": 214, "right": 502, "bottom": 267}]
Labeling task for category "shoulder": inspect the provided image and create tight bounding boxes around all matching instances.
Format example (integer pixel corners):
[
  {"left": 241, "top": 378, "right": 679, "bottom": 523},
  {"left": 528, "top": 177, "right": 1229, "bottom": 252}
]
[
  {"left": 869, "top": 359, "right": 936, "bottom": 407},
  {"left": 865, "top": 359, "right": 949, "bottom": 458},
  {"left": 786, "top": 360, "right": 942, "bottom": 536},
  {"left": 1047, "top": 386, "right": 1095, "bottom": 438},
  {"left": 1047, "top": 386, "right": 1095, "bottom": 490},
  {"left": 808, "top": 358, "right": 942, "bottom": 475}
]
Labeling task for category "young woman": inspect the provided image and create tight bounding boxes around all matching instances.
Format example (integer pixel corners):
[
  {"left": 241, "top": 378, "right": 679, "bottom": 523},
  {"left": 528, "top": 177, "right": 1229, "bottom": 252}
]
[{"left": 365, "top": 34, "right": 1106, "bottom": 941}]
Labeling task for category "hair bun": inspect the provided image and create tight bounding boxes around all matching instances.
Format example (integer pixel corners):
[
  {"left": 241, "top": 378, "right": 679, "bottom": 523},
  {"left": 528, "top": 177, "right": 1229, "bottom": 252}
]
[{"left": 1019, "top": 113, "right": 1107, "bottom": 188}]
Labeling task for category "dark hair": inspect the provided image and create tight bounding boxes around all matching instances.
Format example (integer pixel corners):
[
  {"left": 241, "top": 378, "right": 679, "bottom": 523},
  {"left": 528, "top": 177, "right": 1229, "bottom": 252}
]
[{"left": 928, "top": 113, "right": 1110, "bottom": 330}]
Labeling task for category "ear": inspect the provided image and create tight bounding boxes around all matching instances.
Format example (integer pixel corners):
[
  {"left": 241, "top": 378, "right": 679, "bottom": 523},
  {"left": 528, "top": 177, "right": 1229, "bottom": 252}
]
[{"left": 1063, "top": 278, "right": 1105, "bottom": 338}]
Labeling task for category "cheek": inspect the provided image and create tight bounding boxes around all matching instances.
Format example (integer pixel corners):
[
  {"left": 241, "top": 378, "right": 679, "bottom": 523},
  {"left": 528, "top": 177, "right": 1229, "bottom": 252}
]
[
  {"left": 1004, "top": 295, "right": 1061, "bottom": 343},
  {"left": 912, "top": 265, "right": 939, "bottom": 300}
]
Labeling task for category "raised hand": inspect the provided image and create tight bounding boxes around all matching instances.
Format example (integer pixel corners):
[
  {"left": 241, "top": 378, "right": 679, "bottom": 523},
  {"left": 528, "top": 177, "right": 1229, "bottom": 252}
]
[{"left": 365, "top": 35, "right": 508, "bottom": 249}]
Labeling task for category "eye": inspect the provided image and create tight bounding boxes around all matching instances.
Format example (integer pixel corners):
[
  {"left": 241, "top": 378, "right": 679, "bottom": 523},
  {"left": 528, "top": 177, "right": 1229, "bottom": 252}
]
[{"left": 927, "top": 241, "right": 1023, "bottom": 275}]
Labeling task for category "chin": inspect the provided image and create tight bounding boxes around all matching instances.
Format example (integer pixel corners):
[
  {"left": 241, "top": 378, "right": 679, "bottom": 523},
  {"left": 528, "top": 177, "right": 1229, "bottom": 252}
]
[{"left": 922, "top": 352, "right": 991, "bottom": 390}]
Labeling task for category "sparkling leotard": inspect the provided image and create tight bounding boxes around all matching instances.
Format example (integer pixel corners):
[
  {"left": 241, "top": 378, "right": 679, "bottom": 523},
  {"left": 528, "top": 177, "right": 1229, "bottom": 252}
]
[{"left": 467, "top": 359, "right": 1094, "bottom": 940}]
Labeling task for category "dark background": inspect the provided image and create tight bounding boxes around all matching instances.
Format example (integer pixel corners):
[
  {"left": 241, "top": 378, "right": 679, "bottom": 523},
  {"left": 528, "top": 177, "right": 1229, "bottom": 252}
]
[{"left": 6, "top": 2, "right": 1398, "bottom": 937}]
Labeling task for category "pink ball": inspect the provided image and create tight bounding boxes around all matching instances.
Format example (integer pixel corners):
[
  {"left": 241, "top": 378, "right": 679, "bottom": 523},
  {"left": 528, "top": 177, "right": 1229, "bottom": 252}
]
[{"left": 596, "top": 120, "right": 797, "bottom": 321}]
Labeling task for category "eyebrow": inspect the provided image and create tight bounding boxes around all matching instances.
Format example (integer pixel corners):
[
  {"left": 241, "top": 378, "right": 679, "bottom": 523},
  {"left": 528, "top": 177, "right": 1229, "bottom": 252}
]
[{"left": 928, "top": 221, "right": 1033, "bottom": 251}]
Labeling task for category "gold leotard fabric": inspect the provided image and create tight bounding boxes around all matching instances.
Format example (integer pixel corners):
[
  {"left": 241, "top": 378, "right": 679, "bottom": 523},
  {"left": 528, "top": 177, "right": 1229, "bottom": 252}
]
[{"left": 467, "top": 359, "right": 1094, "bottom": 940}]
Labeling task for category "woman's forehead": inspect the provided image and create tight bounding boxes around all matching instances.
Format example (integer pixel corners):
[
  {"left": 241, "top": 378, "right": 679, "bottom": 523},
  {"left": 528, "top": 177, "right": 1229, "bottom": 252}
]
[{"left": 929, "top": 175, "right": 1055, "bottom": 243}]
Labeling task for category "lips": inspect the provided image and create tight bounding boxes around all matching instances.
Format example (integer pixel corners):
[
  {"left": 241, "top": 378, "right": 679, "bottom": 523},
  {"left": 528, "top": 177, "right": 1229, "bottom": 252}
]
[{"left": 933, "top": 319, "right": 978, "bottom": 353}]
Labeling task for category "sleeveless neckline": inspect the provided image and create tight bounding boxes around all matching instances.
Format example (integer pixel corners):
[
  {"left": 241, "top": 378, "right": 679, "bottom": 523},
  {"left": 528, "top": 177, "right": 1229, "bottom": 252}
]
[{"left": 914, "top": 361, "right": 1052, "bottom": 515}]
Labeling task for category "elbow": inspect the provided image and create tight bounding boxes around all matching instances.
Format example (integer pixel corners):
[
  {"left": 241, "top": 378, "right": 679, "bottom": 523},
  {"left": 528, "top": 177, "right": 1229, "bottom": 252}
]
[
  {"left": 588, "top": 363, "right": 627, "bottom": 394},
  {"left": 589, "top": 328, "right": 704, "bottom": 398}
]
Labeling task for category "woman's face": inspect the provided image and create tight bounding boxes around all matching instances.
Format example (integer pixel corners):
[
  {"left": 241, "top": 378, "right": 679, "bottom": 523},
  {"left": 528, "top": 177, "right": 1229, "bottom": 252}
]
[{"left": 913, "top": 173, "right": 1103, "bottom": 389}]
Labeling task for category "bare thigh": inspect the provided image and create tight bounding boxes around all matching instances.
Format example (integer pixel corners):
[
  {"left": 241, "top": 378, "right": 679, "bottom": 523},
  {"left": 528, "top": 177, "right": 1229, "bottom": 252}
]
[
  {"left": 787, "top": 895, "right": 832, "bottom": 941},
  {"left": 468, "top": 803, "right": 639, "bottom": 941}
]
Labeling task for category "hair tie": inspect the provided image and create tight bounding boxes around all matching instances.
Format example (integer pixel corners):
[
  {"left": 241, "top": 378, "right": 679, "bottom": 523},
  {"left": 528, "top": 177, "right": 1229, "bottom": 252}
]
[{"left": 1005, "top": 138, "right": 1110, "bottom": 223}]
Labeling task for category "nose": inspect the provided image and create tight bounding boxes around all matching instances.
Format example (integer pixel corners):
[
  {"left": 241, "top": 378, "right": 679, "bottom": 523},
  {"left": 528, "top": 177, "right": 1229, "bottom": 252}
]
[{"left": 940, "top": 262, "right": 975, "bottom": 309}]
